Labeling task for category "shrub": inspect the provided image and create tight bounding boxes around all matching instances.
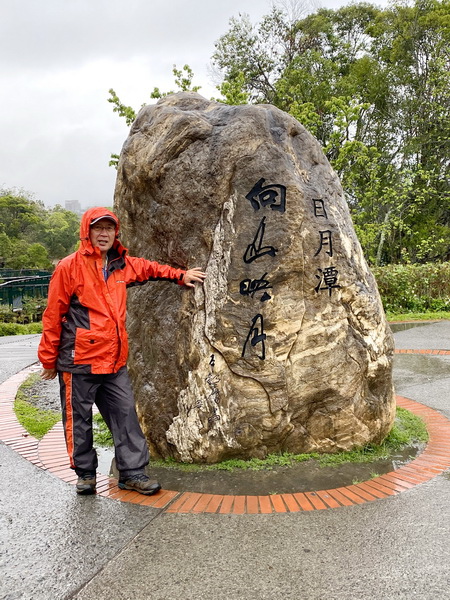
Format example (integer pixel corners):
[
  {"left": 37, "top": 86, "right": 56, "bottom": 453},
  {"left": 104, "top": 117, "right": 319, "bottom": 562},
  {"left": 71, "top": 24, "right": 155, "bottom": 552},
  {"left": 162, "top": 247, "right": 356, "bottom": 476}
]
[
  {"left": 0, "top": 298, "right": 46, "bottom": 325},
  {"left": 0, "top": 322, "right": 22, "bottom": 336},
  {"left": 24, "top": 322, "right": 43, "bottom": 334},
  {"left": 372, "top": 262, "right": 450, "bottom": 314},
  {"left": 0, "top": 322, "right": 42, "bottom": 336},
  {"left": 0, "top": 305, "right": 17, "bottom": 323}
]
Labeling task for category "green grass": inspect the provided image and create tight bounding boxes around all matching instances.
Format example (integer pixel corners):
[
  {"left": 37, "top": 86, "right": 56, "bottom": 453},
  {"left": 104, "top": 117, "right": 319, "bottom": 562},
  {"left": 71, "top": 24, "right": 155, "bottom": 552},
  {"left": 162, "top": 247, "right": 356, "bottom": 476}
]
[
  {"left": 14, "top": 373, "right": 61, "bottom": 439},
  {"left": 387, "top": 311, "right": 450, "bottom": 322},
  {"left": 147, "top": 406, "right": 428, "bottom": 472},
  {"left": 93, "top": 412, "right": 114, "bottom": 447}
]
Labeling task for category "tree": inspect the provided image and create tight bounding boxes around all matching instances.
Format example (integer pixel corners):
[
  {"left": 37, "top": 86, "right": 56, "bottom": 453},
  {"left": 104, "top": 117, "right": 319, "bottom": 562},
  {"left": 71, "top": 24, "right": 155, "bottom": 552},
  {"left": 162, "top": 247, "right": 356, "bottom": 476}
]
[
  {"left": 0, "top": 232, "right": 12, "bottom": 268},
  {"left": 0, "top": 191, "right": 44, "bottom": 239},
  {"left": 150, "top": 64, "right": 201, "bottom": 99},
  {"left": 25, "top": 243, "right": 52, "bottom": 270},
  {"left": 214, "top": 71, "right": 250, "bottom": 105},
  {"left": 0, "top": 190, "right": 80, "bottom": 269},
  {"left": 41, "top": 206, "right": 80, "bottom": 260},
  {"left": 212, "top": 10, "right": 283, "bottom": 103},
  {"left": 365, "top": 0, "right": 450, "bottom": 263},
  {"left": 212, "top": 0, "right": 450, "bottom": 264}
]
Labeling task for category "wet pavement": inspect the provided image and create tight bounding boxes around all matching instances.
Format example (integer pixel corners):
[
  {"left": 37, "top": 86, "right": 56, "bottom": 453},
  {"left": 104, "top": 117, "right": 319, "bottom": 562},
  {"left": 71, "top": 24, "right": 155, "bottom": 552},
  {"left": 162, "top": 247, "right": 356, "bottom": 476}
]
[
  {"left": 1, "top": 322, "right": 450, "bottom": 600},
  {"left": 0, "top": 335, "right": 41, "bottom": 384}
]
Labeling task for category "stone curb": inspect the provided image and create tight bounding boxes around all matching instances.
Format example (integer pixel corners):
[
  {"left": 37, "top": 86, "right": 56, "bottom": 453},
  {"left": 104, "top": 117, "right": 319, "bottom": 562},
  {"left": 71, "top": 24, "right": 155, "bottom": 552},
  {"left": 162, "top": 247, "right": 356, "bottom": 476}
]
[{"left": 1, "top": 358, "right": 450, "bottom": 514}]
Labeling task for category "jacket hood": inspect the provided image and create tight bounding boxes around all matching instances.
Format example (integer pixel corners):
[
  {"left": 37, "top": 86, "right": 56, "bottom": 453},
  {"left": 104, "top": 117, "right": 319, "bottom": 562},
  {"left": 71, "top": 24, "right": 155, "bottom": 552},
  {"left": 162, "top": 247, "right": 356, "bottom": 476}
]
[{"left": 79, "top": 207, "right": 126, "bottom": 256}]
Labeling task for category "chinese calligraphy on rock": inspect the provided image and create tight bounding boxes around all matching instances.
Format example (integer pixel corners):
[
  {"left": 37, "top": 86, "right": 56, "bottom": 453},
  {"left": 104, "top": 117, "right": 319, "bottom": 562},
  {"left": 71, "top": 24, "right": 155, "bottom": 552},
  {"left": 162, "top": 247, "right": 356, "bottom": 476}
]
[
  {"left": 312, "top": 198, "right": 341, "bottom": 296},
  {"left": 241, "top": 179, "right": 286, "bottom": 360}
]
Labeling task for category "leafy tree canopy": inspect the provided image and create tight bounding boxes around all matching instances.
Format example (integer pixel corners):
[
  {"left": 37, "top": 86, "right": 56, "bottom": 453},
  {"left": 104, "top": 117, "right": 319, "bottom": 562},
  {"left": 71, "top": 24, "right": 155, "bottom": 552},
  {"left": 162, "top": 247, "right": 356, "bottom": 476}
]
[
  {"left": 108, "top": 0, "right": 450, "bottom": 265},
  {"left": 0, "top": 190, "right": 80, "bottom": 270},
  {"left": 211, "top": 0, "right": 450, "bottom": 265}
]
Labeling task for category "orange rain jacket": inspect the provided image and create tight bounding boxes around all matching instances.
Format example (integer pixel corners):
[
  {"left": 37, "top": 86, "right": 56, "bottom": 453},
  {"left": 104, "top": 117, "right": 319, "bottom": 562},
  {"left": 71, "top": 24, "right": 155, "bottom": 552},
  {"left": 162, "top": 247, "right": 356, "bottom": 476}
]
[{"left": 38, "top": 207, "right": 185, "bottom": 374}]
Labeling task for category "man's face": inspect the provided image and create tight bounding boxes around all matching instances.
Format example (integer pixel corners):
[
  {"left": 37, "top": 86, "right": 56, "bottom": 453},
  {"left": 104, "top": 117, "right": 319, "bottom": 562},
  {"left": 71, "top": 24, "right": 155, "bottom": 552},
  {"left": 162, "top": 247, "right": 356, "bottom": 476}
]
[{"left": 89, "top": 218, "right": 116, "bottom": 254}]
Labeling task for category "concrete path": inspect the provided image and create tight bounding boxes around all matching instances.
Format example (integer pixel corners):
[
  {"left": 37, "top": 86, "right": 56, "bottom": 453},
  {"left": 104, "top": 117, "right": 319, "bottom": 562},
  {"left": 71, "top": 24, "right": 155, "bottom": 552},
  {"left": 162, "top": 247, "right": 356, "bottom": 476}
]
[
  {"left": 0, "top": 335, "right": 41, "bottom": 383},
  {"left": 1, "top": 324, "right": 449, "bottom": 600}
]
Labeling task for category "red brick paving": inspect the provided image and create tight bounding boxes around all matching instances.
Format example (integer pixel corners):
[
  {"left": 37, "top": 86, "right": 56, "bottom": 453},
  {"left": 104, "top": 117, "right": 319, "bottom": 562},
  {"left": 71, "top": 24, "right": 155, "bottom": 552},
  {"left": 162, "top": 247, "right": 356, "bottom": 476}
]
[
  {"left": 1, "top": 355, "right": 450, "bottom": 514},
  {"left": 281, "top": 493, "right": 302, "bottom": 512},
  {"left": 258, "top": 495, "right": 273, "bottom": 514},
  {"left": 204, "top": 495, "right": 225, "bottom": 514},
  {"left": 293, "top": 492, "right": 315, "bottom": 510}
]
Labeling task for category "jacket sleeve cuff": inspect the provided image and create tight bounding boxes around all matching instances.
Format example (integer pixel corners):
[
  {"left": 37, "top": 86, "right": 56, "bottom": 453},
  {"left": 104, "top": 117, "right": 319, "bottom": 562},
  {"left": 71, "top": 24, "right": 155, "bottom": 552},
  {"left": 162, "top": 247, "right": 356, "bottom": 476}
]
[{"left": 41, "top": 361, "right": 57, "bottom": 370}]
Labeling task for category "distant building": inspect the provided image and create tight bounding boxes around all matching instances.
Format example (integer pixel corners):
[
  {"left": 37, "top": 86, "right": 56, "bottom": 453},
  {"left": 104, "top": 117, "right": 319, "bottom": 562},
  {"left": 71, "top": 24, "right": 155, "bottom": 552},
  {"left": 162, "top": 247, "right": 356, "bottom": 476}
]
[{"left": 65, "top": 199, "right": 82, "bottom": 215}]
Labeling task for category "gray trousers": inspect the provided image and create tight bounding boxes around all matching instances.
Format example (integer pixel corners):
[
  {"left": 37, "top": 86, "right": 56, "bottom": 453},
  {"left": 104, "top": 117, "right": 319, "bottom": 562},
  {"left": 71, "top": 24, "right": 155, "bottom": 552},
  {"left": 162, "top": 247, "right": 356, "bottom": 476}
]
[{"left": 58, "top": 367, "right": 149, "bottom": 477}]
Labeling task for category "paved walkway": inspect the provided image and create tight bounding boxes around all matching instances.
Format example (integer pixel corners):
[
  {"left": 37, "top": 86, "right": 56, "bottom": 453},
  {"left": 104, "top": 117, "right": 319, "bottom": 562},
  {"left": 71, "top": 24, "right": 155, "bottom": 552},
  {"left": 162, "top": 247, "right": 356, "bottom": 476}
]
[{"left": 1, "top": 323, "right": 450, "bottom": 599}]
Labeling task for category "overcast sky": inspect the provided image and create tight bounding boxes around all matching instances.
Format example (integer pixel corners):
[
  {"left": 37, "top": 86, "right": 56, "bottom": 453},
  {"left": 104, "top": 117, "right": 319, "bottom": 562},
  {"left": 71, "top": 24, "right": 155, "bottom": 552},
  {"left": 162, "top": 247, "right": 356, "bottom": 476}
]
[{"left": 1, "top": 0, "right": 366, "bottom": 210}]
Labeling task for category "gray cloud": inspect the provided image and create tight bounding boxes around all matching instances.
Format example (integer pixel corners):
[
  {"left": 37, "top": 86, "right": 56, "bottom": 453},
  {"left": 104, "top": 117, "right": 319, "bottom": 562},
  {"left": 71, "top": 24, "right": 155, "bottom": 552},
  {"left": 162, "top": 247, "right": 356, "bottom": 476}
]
[
  {"left": 0, "top": 0, "right": 354, "bottom": 209},
  {"left": 1, "top": 0, "right": 271, "bottom": 71}
]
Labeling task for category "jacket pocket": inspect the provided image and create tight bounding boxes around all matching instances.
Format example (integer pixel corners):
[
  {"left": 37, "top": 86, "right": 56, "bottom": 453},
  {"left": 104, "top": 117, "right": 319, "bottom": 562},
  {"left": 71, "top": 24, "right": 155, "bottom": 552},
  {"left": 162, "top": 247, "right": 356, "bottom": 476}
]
[{"left": 74, "top": 328, "right": 106, "bottom": 365}]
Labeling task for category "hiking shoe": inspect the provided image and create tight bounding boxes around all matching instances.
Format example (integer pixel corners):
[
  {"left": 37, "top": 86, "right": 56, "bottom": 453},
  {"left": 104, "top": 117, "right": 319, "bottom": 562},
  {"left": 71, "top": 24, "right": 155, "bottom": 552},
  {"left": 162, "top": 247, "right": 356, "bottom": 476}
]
[
  {"left": 76, "top": 472, "right": 96, "bottom": 495},
  {"left": 118, "top": 474, "right": 161, "bottom": 496}
]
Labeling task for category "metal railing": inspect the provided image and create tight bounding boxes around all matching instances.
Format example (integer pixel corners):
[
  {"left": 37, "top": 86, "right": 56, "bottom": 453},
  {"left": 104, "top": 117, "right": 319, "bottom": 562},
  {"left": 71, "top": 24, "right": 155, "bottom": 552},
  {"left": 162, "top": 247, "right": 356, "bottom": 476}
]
[{"left": 0, "top": 270, "right": 52, "bottom": 309}]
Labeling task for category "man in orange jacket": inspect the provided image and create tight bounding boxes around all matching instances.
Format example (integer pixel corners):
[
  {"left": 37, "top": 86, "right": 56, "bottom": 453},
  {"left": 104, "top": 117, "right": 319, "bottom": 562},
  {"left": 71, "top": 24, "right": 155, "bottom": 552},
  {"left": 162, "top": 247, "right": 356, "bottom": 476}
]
[{"left": 38, "top": 207, "right": 205, "bottom": 495}]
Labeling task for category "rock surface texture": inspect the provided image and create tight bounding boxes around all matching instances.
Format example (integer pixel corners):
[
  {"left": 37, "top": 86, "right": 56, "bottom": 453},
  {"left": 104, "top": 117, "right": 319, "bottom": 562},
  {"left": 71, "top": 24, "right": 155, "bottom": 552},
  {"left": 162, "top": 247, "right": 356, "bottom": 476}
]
[{"left": 115, "top": 92, "right": 395, "bottom": 463}]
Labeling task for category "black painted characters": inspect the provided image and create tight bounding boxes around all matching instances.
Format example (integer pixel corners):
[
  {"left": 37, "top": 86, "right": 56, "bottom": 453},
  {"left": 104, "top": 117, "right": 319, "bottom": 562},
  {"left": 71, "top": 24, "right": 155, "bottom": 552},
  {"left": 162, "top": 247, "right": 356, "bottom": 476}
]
[
  {"left": 312, "top": 198, "right": 341, "bottom": 296},
  {"left": 241, "top": 178, "right": 286, "bottom": 360},
  {"left": 245, "top": 178, "right": 286, "bottom": 213},
  {"left": 243, "top": 217, "right": 278, "bottom": 264}
]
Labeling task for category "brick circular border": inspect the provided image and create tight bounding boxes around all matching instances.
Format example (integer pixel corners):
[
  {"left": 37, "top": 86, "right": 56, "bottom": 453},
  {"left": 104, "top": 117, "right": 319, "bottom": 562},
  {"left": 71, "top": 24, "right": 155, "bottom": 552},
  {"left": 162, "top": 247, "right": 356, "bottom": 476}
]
[{"left": 1, "top": 354, "right": 450, "bottom": 514}]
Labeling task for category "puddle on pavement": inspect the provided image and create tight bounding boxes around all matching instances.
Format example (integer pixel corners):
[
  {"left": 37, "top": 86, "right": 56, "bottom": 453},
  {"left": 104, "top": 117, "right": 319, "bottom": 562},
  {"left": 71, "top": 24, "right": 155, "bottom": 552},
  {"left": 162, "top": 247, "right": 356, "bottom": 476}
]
[
  {"left": 95, "top": 444, "right": 424, "bottom": 495},
  {"left": 393, "top": 354, "right": 450, "bottom": 389},
  {"left": 96, "top": 446, "right": 115, "bottom": 477}
]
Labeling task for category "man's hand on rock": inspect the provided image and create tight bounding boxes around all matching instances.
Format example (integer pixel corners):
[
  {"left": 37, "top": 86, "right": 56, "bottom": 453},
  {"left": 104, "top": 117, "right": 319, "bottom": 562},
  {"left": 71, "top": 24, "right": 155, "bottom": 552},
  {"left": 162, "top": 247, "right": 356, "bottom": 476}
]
[
  {"left": 41, "top": 368, "right": 57, "bottom": 380},
  {"left": 183, "top": 267, "right": 206, "bottom": 288}
]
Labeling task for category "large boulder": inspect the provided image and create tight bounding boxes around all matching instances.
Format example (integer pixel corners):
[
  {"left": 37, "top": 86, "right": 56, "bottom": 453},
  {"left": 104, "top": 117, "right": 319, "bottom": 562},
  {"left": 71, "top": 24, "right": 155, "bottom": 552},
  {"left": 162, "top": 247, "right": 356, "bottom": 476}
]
[{"left": 115, "top": 92, "right": 395, "bottom": 463}]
